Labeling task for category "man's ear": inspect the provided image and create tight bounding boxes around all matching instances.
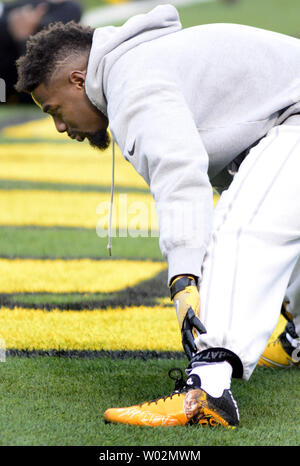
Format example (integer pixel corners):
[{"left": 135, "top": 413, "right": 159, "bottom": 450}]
[{"left": 69, "top": 70, "right": 87, "bottom": 89}]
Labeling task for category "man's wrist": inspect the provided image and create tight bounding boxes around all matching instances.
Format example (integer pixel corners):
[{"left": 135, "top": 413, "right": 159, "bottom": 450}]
[
  {"left": 169, "top": 274, "right": 198, "bottom": 300},
  {"left": 170, "top": 274, "right": 199, "bottom": 286}
]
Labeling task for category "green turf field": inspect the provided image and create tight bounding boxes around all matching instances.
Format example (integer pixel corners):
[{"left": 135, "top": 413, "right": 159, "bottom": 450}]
[
  {"left": 84, "top": 0, "right": 300, "bottom": 37},
  {"left": 0, "top": 0, "right": 299, "bottom": 447},
  {"left": 0, "top": 357, "right": 299, "bottom": 446}
]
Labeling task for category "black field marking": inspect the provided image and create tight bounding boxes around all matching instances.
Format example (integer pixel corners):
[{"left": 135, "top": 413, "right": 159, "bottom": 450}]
[
  {"left": 0, "top": 269, "right": 169, "bottom": 310},
  {"left": 6, "top": 349, "right": 186, "bottom": 360},
  {"left": 0, "top": 179, "right": 149, "bottom": 194},
  {"left": 0, "top": 224, "right": 157, "bottom": 234},
  {"left": 0, "top": 224, "right": 94, "bottom": 231},
  {"left": 0, "top": 255, "right": 164, "bottom": 263},
  {"left": 0, "top": 255, "right": 164, "bottom": 262},
  {"left": 0, "top": 137, "right": 76, "bottom": 144},
  {"left": 0, "top": 107, "right": 44, "bottom": 130}
]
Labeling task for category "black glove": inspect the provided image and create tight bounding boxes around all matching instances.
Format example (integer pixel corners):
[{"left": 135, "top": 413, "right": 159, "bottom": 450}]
[{"left": 170, "top": 275, "right": 207, "bottom": 360}]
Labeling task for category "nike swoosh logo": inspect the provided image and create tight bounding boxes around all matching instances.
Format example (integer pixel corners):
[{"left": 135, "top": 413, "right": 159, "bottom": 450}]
[{"left": 128, "top": 141, "right": 136, "bottom": 156}]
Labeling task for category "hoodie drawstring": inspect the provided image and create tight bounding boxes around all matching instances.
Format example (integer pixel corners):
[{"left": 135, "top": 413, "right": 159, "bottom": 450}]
[{"left": 107, "top": 139, "right": 115, "bottom": 256}]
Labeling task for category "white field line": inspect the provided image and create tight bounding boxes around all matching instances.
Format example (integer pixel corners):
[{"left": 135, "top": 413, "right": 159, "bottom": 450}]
[{"left": 82, "top": 0, "right": 216, "bottom": 27}]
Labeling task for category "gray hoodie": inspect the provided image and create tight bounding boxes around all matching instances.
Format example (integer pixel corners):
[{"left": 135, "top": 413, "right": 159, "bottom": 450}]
[{"left": 86, "top": 4, "right": 300, "bottom": 283}]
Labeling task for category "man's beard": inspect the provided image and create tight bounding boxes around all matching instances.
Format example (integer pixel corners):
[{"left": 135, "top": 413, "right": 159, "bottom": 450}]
[{"left": 86, "top": 129, "right": 111, "bottom": 150}]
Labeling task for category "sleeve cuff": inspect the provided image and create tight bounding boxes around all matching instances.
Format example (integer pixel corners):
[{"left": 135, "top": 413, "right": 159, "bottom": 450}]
[{"left": 167, "top": 246, "right": 206, "bottom": 285}]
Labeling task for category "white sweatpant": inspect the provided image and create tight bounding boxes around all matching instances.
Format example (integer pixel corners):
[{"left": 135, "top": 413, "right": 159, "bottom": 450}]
[{"left": 197, "top": 124, "right": 300, "bottom": 380}]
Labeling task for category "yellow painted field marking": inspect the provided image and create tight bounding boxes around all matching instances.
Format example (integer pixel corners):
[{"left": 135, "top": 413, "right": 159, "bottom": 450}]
[
  {"left": 0, "top": 259, "right": 166, "bottom": 293},
  {"left": 0, "top": 306, "right": 181, "bottom": 352},
  {"left": 0, "top": 143, "right": 147, "bottom": 189},
  {"left": 0, "top": 189, "right": 158, "bottom": 230},
  {"left": 2, "top": 116, "right": 69, "bottom": 140}
]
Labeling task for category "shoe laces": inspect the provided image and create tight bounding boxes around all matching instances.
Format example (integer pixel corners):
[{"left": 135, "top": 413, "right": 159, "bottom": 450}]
[
  {"left": 168, "top": 367, "right": 187, "bottom": 393},
  {"left": 140, "top": 368, "right": 187, "bottom": 406}
]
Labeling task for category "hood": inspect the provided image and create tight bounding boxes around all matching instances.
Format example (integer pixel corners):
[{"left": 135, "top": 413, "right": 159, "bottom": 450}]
[{"left": 85, "top": 4, "right": 182, "bottom": 115}]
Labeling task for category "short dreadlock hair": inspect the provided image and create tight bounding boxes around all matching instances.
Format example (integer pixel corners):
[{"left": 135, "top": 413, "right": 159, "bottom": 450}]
[{"left": 16, "top": 21, "right": 94, "bottom": 94}]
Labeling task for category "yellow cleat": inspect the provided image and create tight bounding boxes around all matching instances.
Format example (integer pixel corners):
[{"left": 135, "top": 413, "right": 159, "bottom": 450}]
[
  {"left": 104, "top": 369, "right": 239, "bottom": 428},
  {"left": 104, "top": 392, "right": 188, "bottom": 427},
  {"left": 258, "top": 319, "right": 300, "bottom": 368}
]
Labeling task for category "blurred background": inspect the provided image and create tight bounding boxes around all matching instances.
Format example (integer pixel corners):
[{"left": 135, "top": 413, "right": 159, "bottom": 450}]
[{"left": 1, "top": 0, "right": 300, "bottom": 106}]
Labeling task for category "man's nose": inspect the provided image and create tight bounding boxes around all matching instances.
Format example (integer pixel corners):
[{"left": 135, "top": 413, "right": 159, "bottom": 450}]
[{"left": 54, "top": 118, "right": 67, "bottom": 133}]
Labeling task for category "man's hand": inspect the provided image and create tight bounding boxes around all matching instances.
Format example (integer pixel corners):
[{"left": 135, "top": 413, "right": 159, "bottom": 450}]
[{"left": 170, "top": 275, "right": 206, "bottom": 360}]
